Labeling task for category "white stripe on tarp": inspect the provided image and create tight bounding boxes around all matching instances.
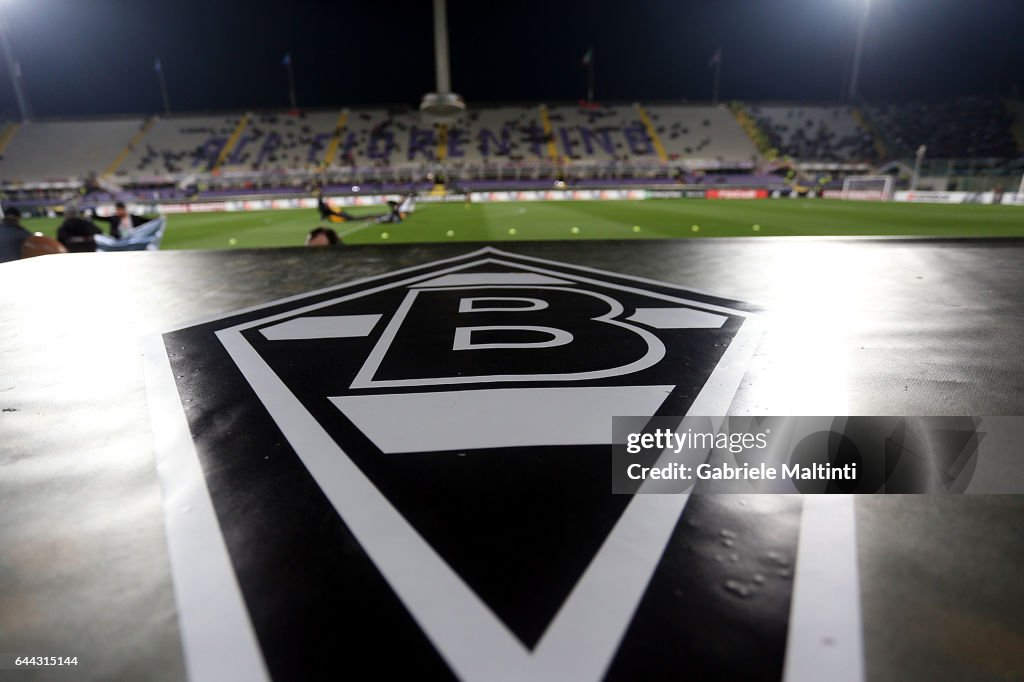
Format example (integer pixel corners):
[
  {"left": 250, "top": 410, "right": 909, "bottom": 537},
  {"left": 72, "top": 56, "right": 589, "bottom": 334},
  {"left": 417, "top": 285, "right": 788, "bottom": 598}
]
[
  {"left": 628, "top": 307, "right": 727, "bottom": 329},
  {"left": 412, "top": 272, "right": 573, "bottom": 287},
  {"left": 142, "top": 335, "right": 270, "bottom": 682},
  {"left": 260, "top": 314, "right": 381, "bottom": 340},
  {"left": 782, "top": 495, "right": 864, "bottom": 682},
  {"left": 331, "top": 385, "right": 674, "bottom": 453}
]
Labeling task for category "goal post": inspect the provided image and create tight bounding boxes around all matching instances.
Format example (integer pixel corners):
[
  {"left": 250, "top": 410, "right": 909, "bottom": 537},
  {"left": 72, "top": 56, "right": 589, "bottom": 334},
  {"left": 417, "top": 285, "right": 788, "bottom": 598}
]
[{"left": 841, "top": 174, "right": 894, "bottom": 201}]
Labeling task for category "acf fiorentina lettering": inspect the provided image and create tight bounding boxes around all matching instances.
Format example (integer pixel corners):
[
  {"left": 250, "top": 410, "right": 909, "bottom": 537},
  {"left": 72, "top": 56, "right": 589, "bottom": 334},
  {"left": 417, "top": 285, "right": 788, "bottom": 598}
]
[{"left": 191, "top": 123, "right": 656, "bottom": 168}]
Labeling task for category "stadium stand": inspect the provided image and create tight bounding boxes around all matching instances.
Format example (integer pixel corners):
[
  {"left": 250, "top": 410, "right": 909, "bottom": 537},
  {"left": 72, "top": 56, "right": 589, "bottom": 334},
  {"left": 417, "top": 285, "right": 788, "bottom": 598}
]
[
  {"left": 330, "top": 103, "right": 757, "bottom": 167},
  {"left": 337, "top": 104, "right": 560, "bottom": 167},
  {"left": 542, "top": 103, "right": 658, "bottom": 162},
  {"left": 646, "top": 105, "right": 759, "bottom": 163},
  {"left": 0, "top": 118, "right": 145, "bottom": 182},
  {"left": 218, "top": 111, "right": 340, "bottom": 171},
  {"left": 1, "top": 100, "right": 1020, "bottom": 198},
  {"left": 339, "top": 107, "right": 419, "bottom": 167},
  {"left": 121, "top": 114, "right": 243, "bottom": 175},
  {"left": 867, "top": 95, "right": 1018, "bottom": 158},
  {"left": 749, "top": 104, "right": 876, "bottom": 161},
  {"left": 447, "top": 105, "right": 552, "bottom": 164}
]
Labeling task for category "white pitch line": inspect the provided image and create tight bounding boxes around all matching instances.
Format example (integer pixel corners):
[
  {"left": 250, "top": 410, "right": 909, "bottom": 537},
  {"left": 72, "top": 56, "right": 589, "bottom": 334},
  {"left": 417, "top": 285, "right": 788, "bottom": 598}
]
[{"left": 336, "top": 218, "right": 383, "bottom": 239}]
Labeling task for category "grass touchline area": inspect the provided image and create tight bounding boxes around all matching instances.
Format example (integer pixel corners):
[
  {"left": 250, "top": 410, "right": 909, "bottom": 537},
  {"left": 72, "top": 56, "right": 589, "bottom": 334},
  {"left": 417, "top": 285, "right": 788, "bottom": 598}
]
[{"left": 22, "top": 199, "right": 1024, "bottom": 250}]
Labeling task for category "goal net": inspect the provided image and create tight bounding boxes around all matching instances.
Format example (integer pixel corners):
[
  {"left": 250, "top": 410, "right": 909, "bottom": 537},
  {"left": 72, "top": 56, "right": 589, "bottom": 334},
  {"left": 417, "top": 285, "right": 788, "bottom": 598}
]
[{"left": 841, "top": 175, "right": 894, "bottom": 201}]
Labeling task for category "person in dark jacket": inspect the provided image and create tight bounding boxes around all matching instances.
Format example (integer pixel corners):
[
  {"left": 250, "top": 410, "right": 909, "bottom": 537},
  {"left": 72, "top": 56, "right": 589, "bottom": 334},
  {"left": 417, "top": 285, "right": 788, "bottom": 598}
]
[
  {"left": 56, "top": 206, "right": 101, "bottom": 253},
  {"left": 0, "top": 207, "right": 31, "bottom": 264},
  {"left": 91, "top": 201, "right": 153, "bottom": 239}
]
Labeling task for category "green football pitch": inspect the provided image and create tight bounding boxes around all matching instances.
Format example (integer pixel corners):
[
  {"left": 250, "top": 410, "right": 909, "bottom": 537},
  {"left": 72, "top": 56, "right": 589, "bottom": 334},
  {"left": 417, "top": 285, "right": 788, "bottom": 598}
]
[{"left": 23, "top": 198, "right": 1024, "bottom": 249}]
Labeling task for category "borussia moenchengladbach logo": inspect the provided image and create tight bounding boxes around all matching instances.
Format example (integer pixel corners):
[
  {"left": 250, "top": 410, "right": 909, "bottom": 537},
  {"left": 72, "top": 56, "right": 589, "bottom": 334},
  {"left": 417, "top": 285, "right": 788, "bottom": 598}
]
[{"left": 145, "top": 247, "right": 860, "bottom": 682}]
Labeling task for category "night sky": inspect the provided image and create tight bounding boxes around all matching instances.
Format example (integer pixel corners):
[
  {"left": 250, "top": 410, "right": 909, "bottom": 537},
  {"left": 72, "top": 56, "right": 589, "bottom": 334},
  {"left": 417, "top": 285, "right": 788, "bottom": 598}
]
[{"left": 0, "top": 0, "right": 1021, "bottom": 118}]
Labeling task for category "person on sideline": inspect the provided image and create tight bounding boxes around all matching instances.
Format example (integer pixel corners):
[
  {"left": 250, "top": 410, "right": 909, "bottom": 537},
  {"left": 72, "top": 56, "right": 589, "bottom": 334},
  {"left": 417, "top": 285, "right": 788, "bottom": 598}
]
[{"left": 0, "top": 207, "right": 31, "bottom": 264}]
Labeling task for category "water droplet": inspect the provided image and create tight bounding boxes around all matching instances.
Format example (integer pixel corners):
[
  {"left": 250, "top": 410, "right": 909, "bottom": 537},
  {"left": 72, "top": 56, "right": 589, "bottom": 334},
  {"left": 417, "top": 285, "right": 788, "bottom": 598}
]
[{"left": 723, "top": 580, "right": 751, "bottom": 598}]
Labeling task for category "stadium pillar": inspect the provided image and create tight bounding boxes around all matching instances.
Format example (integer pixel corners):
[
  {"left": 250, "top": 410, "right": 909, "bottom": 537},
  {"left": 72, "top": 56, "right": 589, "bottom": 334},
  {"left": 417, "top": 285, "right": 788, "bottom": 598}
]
[
  {"left": 587, "top": 53, "right": 594, "bottom": 102},
  {"left": 420, "top": 0, "right": 464, "bottom": 122},
  {"left": 433, "top": 0, "right": 452, "bottom": 94},
  {"left": 0, "top": 6, "right": 32, "bottom": 121},
  {"left": 712, "top": 56, "right": 721, "bottom": 106},
  {"left": 283, "top": 54, "right": 297, "bottom": 110},
  {"left": 848, "top": 0, "right": 871, "bottom": 101},
  {"left": 155, "top": 59, "right": 171, "bottom": 115}
]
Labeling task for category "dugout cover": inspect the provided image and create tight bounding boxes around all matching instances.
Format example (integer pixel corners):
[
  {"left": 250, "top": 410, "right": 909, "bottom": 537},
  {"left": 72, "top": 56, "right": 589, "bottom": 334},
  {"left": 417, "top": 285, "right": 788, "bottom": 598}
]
[{"left": 144, "top": 246, "right": 860, "bottom": 681}]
